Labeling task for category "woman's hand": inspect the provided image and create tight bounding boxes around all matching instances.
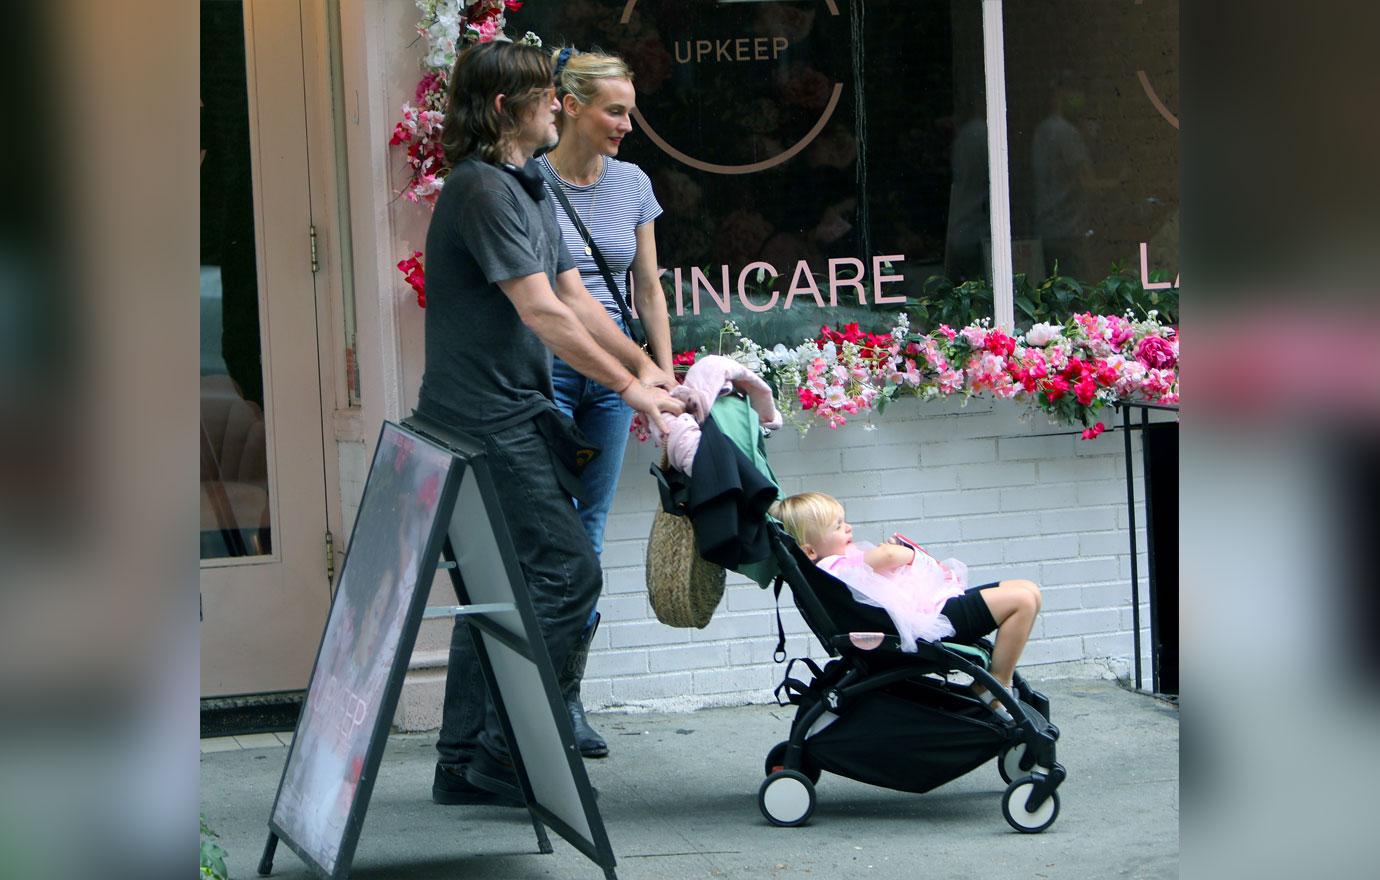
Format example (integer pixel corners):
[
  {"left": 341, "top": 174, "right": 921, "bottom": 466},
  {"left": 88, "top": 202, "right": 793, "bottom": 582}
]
[{"left": 637, "top": 361, "right": 677, "bottom": 391}]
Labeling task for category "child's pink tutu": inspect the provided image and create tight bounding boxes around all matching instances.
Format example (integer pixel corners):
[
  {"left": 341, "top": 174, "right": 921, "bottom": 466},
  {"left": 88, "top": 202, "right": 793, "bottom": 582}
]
[{"left": 819, "top": 543, "right": 969, "bottom": 650}]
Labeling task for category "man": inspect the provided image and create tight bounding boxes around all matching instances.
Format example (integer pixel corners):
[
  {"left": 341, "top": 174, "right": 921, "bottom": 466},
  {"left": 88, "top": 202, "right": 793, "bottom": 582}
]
[{"left": 419, "top": 41, "right": 682, "bottom": 807}]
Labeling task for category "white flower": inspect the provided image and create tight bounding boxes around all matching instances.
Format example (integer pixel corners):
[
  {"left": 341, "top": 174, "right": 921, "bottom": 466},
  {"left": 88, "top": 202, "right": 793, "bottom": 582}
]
[
  {"left": 736, "top": 350, "right": 763, "bottom": 373},
  {"left": 1024, "top": 322, "right": 1063, "bottom": 347}
]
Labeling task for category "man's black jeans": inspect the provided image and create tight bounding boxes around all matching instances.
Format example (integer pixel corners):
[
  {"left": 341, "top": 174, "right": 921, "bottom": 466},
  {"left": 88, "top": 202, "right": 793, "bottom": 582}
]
[{"left": 436, "top": 417, "right": 602, "bottom": 767}]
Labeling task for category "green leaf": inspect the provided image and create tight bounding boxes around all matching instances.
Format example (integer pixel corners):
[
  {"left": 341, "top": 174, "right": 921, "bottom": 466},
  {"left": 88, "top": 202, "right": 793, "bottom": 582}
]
[{"left": 200, "top": 840, "right": 228, "bottom": 880}]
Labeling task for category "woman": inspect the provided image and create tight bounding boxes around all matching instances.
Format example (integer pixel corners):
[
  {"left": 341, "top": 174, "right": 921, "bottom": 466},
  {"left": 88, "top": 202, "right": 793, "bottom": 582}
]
[{"left": 540, "top": 48, "right": 674, "bottom": 758}]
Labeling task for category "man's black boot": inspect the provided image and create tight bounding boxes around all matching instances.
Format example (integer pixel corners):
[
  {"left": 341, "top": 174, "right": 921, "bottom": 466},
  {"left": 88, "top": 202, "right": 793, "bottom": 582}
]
[{"left": 559, "top": 613, "right": 609, "bottom": 758}]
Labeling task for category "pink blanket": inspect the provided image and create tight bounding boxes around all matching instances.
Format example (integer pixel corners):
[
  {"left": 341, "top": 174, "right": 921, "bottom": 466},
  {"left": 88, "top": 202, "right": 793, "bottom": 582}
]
[{"left": 661, "top": 355, "right": 783, "bottom": 475}]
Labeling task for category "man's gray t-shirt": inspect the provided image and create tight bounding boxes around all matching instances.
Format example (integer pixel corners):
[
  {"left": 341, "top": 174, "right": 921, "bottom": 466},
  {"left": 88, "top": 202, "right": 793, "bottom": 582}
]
[{"left": 417, "top": 158, "right": 576, "bottom": 430}]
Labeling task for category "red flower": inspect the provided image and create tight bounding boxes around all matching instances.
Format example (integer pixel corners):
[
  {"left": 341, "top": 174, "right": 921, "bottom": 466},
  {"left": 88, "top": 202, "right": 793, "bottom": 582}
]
[
  {"left": 986, "top": 329, "right": 1016, "bottom": 357},
  {"left": 504, "top": 0, "right": 524, "bottom": 10},
  {"left": 798, "top": 387, "right": 823, "bottom": 411},
  {"left": 1074, "top": 376, "right": 1098, "bottom": 405},
  {"left": 1094, "top": 360, "right": 1120, "bottom": 387},
  {"left": 1044, "top": 376, "right": 1070, "bottom": 402},
  {"left": 1081, "top": 422, "right": 1107, "bottom": 440},
  {"left": 673, "top": 350, "right": 698, "bottom": 367},
  {"left": 816, "top": 322, "right": 870, "bottom": 349},
  {"left": 397, "top": 251, "right": 426, "bottom": 308}
]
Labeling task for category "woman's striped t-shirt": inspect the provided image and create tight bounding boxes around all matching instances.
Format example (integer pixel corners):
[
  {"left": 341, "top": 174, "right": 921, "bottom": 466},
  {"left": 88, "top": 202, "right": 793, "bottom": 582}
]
[{"left": 538, "top": 154, "right": 663, "bottom": 317}]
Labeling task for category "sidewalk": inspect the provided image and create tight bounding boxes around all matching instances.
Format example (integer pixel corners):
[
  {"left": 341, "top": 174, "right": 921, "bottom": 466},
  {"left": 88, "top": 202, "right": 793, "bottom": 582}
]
[{"left": 200, "top": 676, "right": 1178, "bottom": 879}]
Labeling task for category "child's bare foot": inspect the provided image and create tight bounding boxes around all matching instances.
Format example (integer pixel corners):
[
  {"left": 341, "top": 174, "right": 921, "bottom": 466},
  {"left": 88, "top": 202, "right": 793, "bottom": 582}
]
[{"left": 973, "top": 684, "right": 1013, "bottom": 720}]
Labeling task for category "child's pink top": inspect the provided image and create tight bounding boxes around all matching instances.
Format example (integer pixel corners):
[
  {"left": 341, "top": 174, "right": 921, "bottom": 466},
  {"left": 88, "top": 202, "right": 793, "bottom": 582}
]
[{"left": 818, "top": 542, "right": 970, "bottom": 650}]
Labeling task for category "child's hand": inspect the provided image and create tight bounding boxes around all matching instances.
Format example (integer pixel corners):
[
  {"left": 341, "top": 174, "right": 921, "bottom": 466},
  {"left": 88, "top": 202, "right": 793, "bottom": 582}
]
[{"left": 865, "top": 540, "right": 918, "bottom": 573}]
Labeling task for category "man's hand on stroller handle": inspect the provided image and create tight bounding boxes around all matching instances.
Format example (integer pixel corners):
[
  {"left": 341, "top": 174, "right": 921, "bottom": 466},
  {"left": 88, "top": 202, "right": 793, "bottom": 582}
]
[{"left": 620, "top": 378, "right": 684, "bottom": 436}]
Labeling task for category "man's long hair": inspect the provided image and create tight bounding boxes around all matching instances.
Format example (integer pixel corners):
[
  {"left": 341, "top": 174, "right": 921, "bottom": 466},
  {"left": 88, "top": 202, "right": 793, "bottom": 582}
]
[{"left": 441, "top": 41, "right": 553, "bottom": 167}]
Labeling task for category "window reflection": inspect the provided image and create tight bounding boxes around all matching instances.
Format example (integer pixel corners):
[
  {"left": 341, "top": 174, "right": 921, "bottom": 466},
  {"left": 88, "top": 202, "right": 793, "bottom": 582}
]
[{"left": 201, "top": 0, "right": 271, "bottom": 559}]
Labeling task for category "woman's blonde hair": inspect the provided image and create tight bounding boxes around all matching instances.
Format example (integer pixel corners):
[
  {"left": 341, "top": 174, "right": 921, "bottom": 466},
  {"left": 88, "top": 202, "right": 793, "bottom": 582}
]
[
  {"left": 769, "top": 492, "right": 844, "bottom": 550},
  {"left": 550, "top": 47, "right": 634, "bottom": 109}
]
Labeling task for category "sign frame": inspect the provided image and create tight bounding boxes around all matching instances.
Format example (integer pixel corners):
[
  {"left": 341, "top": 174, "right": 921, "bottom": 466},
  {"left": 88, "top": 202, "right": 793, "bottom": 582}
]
[{"left": 257, "top": 418, "right": 617, "bottom": 880}]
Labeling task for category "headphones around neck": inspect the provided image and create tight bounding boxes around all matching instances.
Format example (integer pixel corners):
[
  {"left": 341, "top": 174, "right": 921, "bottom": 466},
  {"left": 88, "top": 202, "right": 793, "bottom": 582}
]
[{"left": 500, "top": 160, "right": 547, "bottom": 202}]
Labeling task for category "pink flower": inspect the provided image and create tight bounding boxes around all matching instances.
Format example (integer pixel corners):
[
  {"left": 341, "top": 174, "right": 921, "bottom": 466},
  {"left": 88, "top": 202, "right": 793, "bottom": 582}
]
[
  {"left": 1114, "top": 359, "right": 1148, "bottom": 397},
  {"left": 1135, "top": 335, "right": 1178, "bottom": 370},
  {"left": 937, "top": 324, "right": 957, "bottom": 341},
  {"left": 903, "top": 359, "right": 922, "bottom": 385},
  {"left": 475, "top": 18, "right": 500, "bottom": 41},
  {"left": 1107, "top": 316, "right": 1135, "bottom": 348},
  {"left": 1081, "top": 422, "right": 1107, "bottom": 440},
  {"left": 415, "top": 71, "right": 444, "bottom": 103}
]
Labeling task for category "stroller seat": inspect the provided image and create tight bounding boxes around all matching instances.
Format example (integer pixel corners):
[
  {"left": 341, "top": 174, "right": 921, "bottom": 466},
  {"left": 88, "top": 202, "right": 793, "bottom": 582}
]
[{"left": 757, "top": 523, "right": 1066, "bottom": 832}]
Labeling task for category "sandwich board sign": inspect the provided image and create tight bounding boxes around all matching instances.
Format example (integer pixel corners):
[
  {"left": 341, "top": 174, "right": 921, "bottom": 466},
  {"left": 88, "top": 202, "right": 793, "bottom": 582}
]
[{"left": 259, "top": 417, "right": 617, "bottom": 879}]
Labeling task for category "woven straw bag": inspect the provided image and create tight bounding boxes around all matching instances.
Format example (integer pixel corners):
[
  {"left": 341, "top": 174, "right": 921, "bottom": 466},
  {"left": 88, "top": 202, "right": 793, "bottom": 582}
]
[{"left": 646, "top": 455, "right": 726, "bottom": 628}]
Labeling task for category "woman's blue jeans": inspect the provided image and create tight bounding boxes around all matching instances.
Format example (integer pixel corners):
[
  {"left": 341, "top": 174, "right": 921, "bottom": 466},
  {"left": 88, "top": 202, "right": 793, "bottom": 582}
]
[
  {"left": 550, "top": 357, "right": 634, "bottom": 560},
  {"left": 552, "top": 354, "right": 633, "bottom": 630}
]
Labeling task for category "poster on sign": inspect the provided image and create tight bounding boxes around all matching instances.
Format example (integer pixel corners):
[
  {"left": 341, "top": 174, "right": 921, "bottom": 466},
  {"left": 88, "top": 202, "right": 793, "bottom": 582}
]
[{"left": 267, "top": 423, "right": 455, "bottom": 878}]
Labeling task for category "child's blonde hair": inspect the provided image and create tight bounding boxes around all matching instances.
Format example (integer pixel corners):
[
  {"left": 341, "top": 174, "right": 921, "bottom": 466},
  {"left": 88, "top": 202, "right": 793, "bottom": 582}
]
[
  {"left": 550, "top": 47, "right": 634, "bottom": 109},
  {"left": 769, "top": 492, "right": 844, "bottom": 550}
]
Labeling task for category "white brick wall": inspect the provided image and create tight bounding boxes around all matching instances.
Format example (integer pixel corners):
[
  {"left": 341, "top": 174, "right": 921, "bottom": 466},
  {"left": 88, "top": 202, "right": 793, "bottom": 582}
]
[{"left": 351, "top": 396, "right": 1166, "bottom": 724}]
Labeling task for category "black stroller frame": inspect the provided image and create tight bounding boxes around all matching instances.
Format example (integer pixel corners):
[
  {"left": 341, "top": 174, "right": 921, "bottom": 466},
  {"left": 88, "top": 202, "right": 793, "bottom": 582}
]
[{"left": 757, "top": 523, "right": 1067, "bottom": 832}]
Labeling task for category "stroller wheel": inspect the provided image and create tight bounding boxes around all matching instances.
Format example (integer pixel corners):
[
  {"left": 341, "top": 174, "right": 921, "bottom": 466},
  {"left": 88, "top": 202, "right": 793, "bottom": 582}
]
[
  {"left": 998, "top": 742, "right": 1051, "bottom": 784},
  {"left": 759, "top": 770, "right": 816, "bottom": 827},
  {"left": 998, "top": 743, "right": 1025, "bottom": 785},
  {"left": 1001, "top": 777, "right": 1060, "bottom": 833},
  {"left": 765, "top": 741, "right": 821, "bottom": 784}
]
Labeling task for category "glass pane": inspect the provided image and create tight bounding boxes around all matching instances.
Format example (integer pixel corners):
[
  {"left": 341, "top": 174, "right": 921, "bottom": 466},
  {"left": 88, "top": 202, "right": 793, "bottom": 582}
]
[
  {"left": 1003, "top": 0, "right": 1180, "bottom": 330},
  {"left": 518, "top": 0, "right": 989, "bottom": 347},
  {"left": 201, "top": 0, "right": 271, "bottom": 559}
]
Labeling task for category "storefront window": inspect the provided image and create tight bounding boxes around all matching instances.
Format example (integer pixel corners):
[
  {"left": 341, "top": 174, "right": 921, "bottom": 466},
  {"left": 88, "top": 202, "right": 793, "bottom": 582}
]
[
  {"left": 1002, "top": 0, "right": 1179, "bottom": 329},
  {"left": 523, "top": 0, "right": 991, "bottom": 348}
]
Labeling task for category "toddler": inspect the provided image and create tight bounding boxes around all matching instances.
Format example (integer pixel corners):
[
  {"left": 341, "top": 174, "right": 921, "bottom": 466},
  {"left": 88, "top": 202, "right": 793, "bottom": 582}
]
[{"left": 770, "top": 492, "right": 1042, "bottom": 709}]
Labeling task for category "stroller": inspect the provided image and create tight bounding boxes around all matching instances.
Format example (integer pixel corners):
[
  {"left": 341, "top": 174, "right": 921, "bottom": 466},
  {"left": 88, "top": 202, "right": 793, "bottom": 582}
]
[
  {"left": 650, "top": 375, "right": 1065, "bottom": 833},
  {"left": 754, "top": 522, "right": 1066, "bottom": 832}
]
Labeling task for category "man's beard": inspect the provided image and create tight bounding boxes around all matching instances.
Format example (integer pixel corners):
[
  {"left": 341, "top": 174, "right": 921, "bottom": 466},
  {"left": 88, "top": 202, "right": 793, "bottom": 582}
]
[{"left": 535, "top": 129, "right": 559, "bottom": 156}]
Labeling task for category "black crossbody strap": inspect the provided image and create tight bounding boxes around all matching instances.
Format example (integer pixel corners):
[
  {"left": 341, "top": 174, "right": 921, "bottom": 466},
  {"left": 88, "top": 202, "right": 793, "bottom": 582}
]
[{"left": 536, "top": 160, "right": 645, "bottom": 348}]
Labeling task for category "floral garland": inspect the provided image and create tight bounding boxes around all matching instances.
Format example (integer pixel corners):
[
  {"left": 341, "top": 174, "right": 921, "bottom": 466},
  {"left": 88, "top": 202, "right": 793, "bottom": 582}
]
[
  {"left": 390, "top": 1, "right": 533, "bottom": 209},
  {"left": 635, "top": 311, "right": 1178, "bottom": 441}
]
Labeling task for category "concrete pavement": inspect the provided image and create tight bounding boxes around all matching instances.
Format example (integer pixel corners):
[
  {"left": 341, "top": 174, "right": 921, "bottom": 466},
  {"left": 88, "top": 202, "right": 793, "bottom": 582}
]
[{"left": 200, "top": 676, "right": 1178, "bottom": 879}]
